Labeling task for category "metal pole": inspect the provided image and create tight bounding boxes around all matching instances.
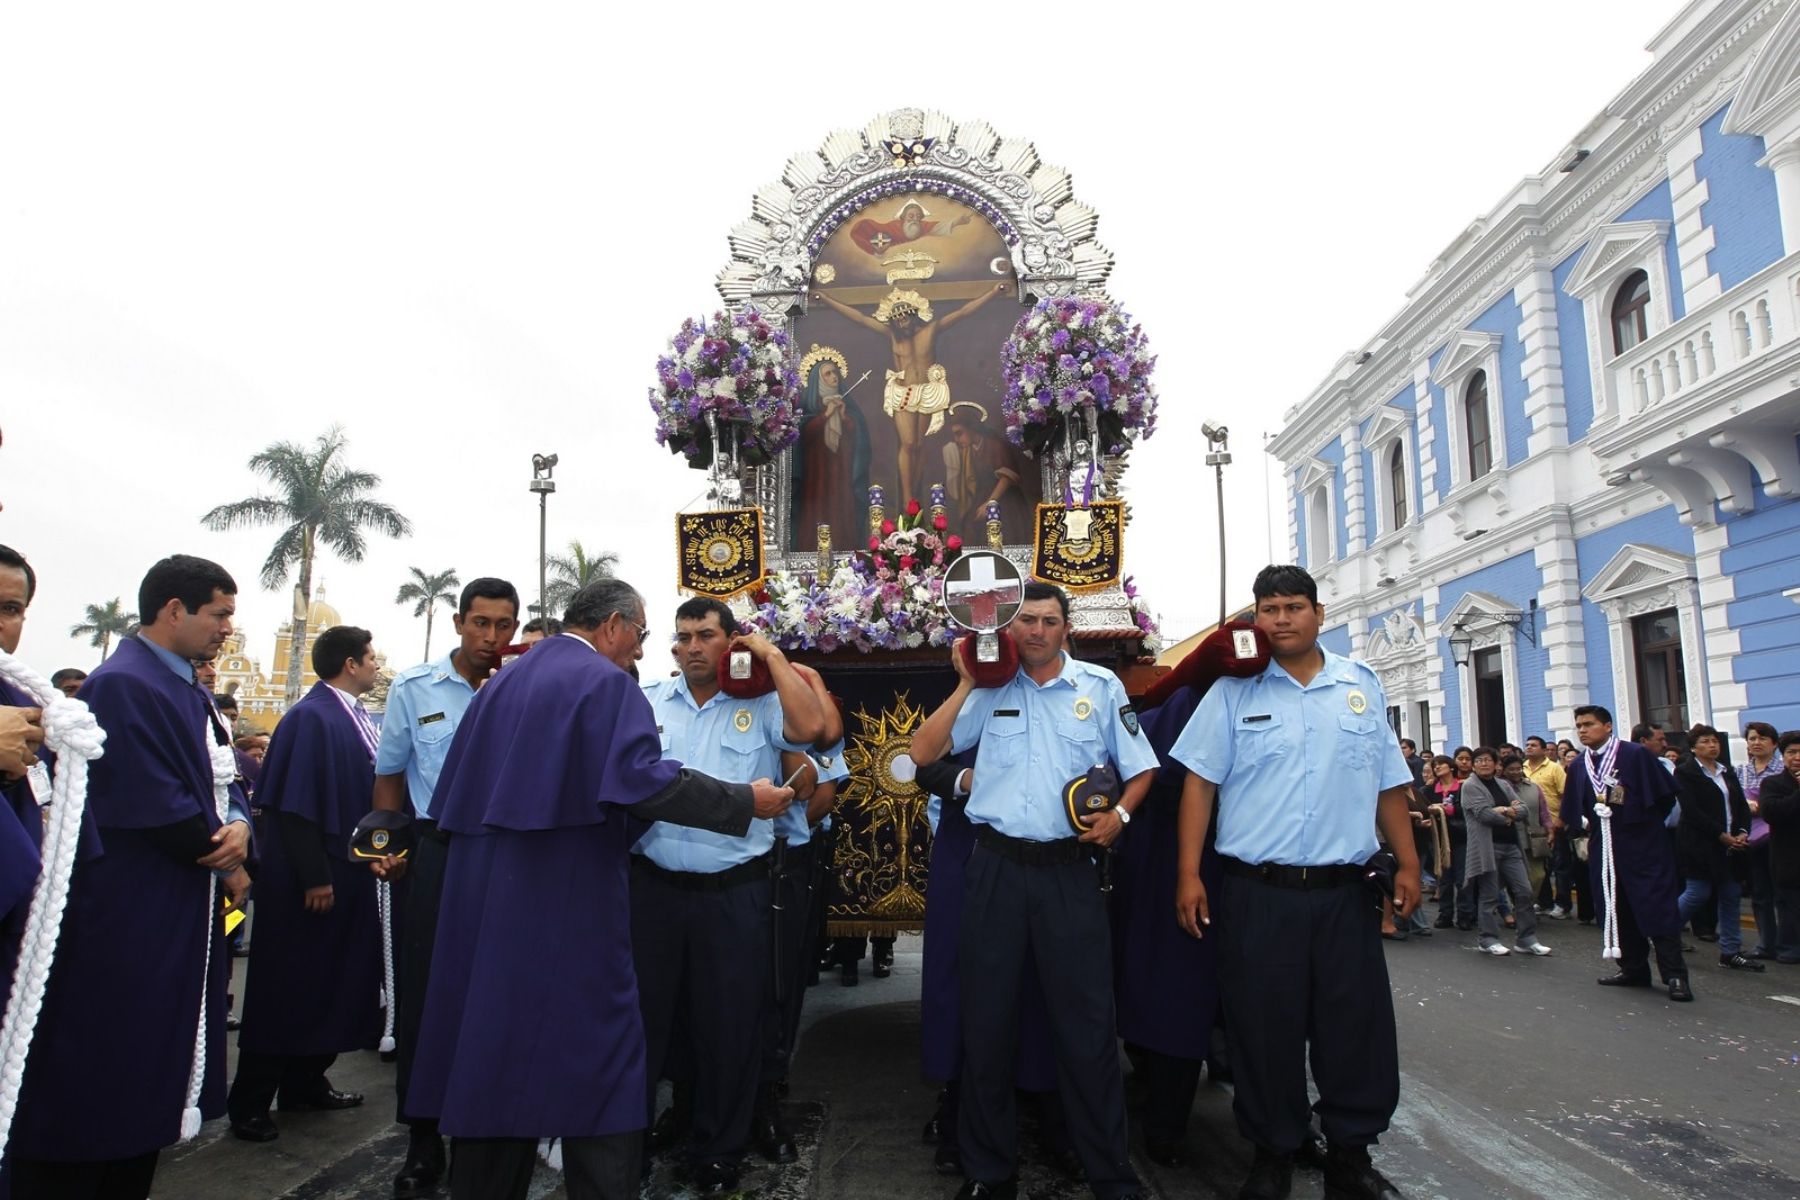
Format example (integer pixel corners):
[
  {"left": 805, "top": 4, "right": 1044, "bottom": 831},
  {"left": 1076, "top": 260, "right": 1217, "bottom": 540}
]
[
  {"left": 538, "top": 489, "right": 548, "bottom": 621},
  {"left": 1216, "top": 461, "right": 1228, "bottom": 626}
]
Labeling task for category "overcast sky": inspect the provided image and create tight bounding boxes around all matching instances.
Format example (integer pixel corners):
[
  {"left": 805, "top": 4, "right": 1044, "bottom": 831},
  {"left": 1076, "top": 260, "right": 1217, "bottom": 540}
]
[{"left": 0, "top": 0, "right": 1683, "bottom": 679}]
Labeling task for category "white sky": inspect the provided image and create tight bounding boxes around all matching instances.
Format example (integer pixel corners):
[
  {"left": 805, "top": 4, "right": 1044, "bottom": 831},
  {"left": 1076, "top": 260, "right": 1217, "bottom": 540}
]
[{"left": 0, "top": 0, "right": 1684, "bottom": 678}]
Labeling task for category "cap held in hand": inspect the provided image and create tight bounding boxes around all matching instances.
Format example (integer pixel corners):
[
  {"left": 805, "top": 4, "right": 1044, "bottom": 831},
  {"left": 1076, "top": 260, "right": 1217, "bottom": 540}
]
[{"left": 350, "top": 809, "right": 416, "bottom": 861}]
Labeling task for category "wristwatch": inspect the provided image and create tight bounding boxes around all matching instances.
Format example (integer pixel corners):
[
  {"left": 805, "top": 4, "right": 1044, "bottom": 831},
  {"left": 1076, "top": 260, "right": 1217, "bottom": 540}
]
[{"left": 1115, "top": 806, "right": 1131, "bottom": 826}]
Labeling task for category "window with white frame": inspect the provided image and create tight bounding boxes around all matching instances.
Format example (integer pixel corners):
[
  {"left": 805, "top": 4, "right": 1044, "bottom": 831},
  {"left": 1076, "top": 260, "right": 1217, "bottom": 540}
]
[
  {"left": 1560, "top": 219, "right": 1675, "bottom": 421},
  {"left": 1429, "top": 329, "right": 1505, "bottom": 492},
  {"left": 1389, "top": 442, "right": 1408, "bottom": 529},
  {"left": 1610, "top": 269, "right": 1652, "bottom": 355},
  {"left": 1295, "top": 455, "right": 1337, "bottom": 569},
  {"left": 1362, "top": 403, "right": 1415, "bottom": 540},
  {"left": 1582, "top": 542, "right": 1711, "bottom": 733}
]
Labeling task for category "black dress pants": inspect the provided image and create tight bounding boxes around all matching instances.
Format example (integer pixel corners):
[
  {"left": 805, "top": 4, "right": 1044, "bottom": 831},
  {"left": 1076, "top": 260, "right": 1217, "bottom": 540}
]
[
  {"left": 630, "top": 862, "right": 771, "bottom": 1164},
  {"left": 1216, "top": 872, "right": 1399, "bottom": 1154},
  {"left": 1139, "top": 1050, "right": 1204, "bottom": 1146},
  {"left": 763, "top": 840, "right": 816, "bottom": 1082},
  {"left": 226, "top": 1050, "right": 337, "bottom": 1119},
  {"left": 1612, "top": 888, "right": 1688, "bottom": 983},
  {"left": 9, "top": 1152, "right": 159, "bottom": 1200},
  {"left": 395, "top": 826, "right": 449, "bottom": 1129},
  {"left": 450, "top": 1134, "right": 639, "bottom": 1200},
  {"left": 957, "top": 843, "right": 1138, "bottom": 1199}
]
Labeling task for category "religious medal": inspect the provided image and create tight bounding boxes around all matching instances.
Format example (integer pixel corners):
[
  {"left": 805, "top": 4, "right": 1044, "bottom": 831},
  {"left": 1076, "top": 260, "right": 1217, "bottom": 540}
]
[
  {"left": 1232, "top": 629, "right": 1258, "bottom": 660},
  {"left": 1347, "top": 690, "right": 1368, "bottom": 715},
  {"left": 733, "top": 708, "right": 753, "bottom": 733},
  {"left": 1608, "top": 784, "right": 1624, "bottom": 805},
  {"left": 1073, "top": 697, "right": 1093, "bottom": 721}
]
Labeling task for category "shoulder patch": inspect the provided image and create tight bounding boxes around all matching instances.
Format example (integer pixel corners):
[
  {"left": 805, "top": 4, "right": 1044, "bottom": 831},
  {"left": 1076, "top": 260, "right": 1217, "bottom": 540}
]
[{"left": 1120, "top": 705, "right": 1141, "bottom": 737}]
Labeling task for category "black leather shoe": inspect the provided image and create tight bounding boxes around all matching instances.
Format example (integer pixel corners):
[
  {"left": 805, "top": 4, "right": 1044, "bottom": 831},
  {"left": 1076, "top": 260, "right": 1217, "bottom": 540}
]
[
  {"left": 393, "top": 1159, "right": 441, "bottom": 1199},
  {"left": 872, "top": 959, "right": 892, "bottom": 978},
  {"left": 688, "top": 1158, "right": 741, "bottom": 1193},
  {"left": 751, "top": 1083, "right": 798, "bottom": 1164},
  {"left": 649, "top": 1084, "right": 693, "bottom": 1155},
  {"left": 840, "top": 961, "right": 859, "bottom": 987},
  {"left": 280, "top": 1086, "right": 363, "bottom": 1111},
  {"left": 1295, "top": 1128, "right": 1330, "bottom": 1171},
  {"left": 954, "top": 1180, "right": 1018, "bottom": 1200},
  {"left": 1145, "top": 1136, "right": 1187, "bottom": 1167},
  {"left": 1323, "top": 1143, "right": 1403, "bottom": 1199},
  {"left": 1668, "top": 976, "right": 1694, "bottom": 1002},
  {"left": 923, "top": 1084, "right": 956, "bottom": 1143},
  {"left": 934, "top": 1138, "right": 964, "bottom": 1175},
  {"left": 1237, "top": 1146, "right": 1293, "bottom": 1199},
  {"left": 230, "top": 1114, "right": 278, "bottom": 1143},
  {"left": 1596, "top": 972, "right": 1653, "bottom": 988},
  {"left": 1721, "top": 953, "right": 1766, "bottom": 972}
]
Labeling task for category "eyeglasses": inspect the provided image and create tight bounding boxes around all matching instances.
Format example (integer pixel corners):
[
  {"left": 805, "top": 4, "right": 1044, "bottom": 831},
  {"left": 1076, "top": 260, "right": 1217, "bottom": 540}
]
[{"left": 614, "top": 614, "right": 650, "bottom": 644}]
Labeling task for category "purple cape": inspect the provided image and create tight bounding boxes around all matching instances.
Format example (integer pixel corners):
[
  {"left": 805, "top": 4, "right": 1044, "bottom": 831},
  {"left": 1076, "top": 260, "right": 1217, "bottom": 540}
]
[
  {"left": 1111, "top": 683, "right": 1221, "bottom": 1060},
  {"left": 1, "top": 679, "right": 47, "bottom": 1004},
  {"left": 237, "top": 683, "right": 381, "bottom": 1056},
  {"left": 11, "top": 638, "right": 231, "bottom": 1160},
  {"left": 919, "top": 755, "right": 1057, "bottom": 1091},
  {"left": 409, "top": 635, "right": 681, "bottom": 1137},
  {"left": 1562, "top": 739, "right": 1682, "bottom": 937}
]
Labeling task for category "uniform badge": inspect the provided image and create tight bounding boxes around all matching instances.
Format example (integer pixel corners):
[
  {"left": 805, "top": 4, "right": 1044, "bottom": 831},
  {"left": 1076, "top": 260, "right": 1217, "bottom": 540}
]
[
  {"left": 1120, "top": 705, "right": 1141, "bottom": 737},
  {"left": 733, "top": 708, "right": 753, "bottom": 733},
  {"left": 1347, "top": 690, "right": 1368, "bottom": 715},
  {"left": 372, "top": 829, "right": 390, "bottom": 851},
  {"left": 1073, "top": 697, "right": 1093, "bottom": 721}
]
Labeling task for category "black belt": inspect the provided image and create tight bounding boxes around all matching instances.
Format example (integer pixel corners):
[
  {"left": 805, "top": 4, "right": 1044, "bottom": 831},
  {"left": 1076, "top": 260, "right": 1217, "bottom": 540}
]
[
  {"left": 973, "top": 824, "right": 1086, "bottom": 866},
  {"left": 632, "top": 850, "right": 773, "bottom": 892},
  {"left": 1221, "top": 856, "right": 1364, "bottom": 890},
  {"left": 415, "top": 818, "right": 451, "bottom": 845}
]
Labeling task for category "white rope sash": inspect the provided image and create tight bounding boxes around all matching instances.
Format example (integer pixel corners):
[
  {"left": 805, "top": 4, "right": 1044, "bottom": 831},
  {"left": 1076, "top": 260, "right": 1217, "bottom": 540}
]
[
  {"left": 1595, "top": 801, "right": 1621, "bottom": 961},
  {"left": 0, "top": 648, "right": 106, "bottom": 1160},
  {"left": 184, "top": 728, "right": 237, "bottom": 1140},
  {"left": 326, "top": 687, "right": 396, "bottom": 1053}
]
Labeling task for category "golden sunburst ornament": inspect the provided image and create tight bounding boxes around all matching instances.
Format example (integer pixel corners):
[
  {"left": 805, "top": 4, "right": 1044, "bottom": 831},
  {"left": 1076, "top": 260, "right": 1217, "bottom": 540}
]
[{"left": 839, "top": 692, "right": 931, "bottom": 921}]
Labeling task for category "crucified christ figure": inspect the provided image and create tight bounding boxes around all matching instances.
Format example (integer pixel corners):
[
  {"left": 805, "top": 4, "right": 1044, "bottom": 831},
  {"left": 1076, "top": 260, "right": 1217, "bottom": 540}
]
[{"left": 810, "top": 281, "right": 1010, "bottom": 508}]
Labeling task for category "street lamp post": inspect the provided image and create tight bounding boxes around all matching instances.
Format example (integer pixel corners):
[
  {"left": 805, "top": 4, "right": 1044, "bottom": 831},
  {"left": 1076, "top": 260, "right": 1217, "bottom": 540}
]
[
  {"left": 1202, "top": 423, "right": 1232, "bottom": 626},
  {"left": 530, "top": 453, "right": 558, "bottom": 621}
]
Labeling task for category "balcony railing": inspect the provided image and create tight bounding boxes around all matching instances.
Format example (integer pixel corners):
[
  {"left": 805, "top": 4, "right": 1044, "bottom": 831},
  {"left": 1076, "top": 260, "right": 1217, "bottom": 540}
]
[{"left": 1608, "top": 252, "right": 1800, "bottom": 419}]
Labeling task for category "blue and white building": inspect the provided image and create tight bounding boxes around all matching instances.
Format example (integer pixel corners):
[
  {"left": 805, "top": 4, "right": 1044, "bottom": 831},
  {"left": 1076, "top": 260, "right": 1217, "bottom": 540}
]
[{"left": 1269, "top": 0, "right": 1800, "bottom": 751}]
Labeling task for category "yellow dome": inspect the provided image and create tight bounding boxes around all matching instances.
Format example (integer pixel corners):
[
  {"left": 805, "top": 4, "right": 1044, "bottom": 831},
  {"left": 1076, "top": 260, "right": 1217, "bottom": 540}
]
[{"left": 307, "top": 583, "right": 342, "bottom": 629}]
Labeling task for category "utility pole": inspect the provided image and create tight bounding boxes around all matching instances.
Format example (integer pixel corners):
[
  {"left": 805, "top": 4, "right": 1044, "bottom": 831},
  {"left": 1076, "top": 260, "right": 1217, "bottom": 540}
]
[
  {"left": 530, "top": 453, "right": 558, "bottom": 620},
  {"left": 1203, "top": 424, "right": 1232, "bottom": 625}
]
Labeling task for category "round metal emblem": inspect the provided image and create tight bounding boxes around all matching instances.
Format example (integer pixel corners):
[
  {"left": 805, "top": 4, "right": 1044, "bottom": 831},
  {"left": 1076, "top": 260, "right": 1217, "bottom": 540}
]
[
  {"left": 371, "top": 829, "right": 390, "bottom": 851},
  {"left": 1073, "top": 697, "right": 1093, "bottom": 721},
  {"left": 733, "top": 708, "right": 753, "bottom": 733},
  {"left": 1347, "top": 690, "right": 1368, "bottom": 715}
]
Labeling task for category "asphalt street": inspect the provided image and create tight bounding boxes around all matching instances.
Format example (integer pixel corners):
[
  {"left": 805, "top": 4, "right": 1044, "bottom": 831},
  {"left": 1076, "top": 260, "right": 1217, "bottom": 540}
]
[{"left": 149, "top": 919, "right": 1800, "bottom": 1199}]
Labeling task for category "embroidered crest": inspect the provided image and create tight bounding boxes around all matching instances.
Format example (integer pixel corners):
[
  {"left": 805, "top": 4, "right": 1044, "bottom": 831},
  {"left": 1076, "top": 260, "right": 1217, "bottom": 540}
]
[{"left": 1120, "top": 705, "right": 1141, "bottom": 737}]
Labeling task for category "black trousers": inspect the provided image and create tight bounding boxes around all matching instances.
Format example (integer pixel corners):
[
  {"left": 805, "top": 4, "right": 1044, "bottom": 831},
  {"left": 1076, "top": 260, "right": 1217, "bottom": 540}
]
[
  {"left": 9, "top": 1152, "right": 159, "bottom": 1200},
  {"left": 630, "top": 863, "right": 772, "bottom": 1163},
  {"left": 763, "top": 840, "right": 816, "bottom": 1082},
  {"left": 957, "top": 844, "right": 1138, "bottom": 1199},
  {"left": 1217, "top": 872, "right": 1399, "bottom": 1154},
  {"left": 1139, "top": 1049, "right": 1204, "bottom": 1146},
  {"left": 450, "top": 1134, "right": 639, "bottom": 1200},
  {"left": 395, "top": 827, "right": 449, "bottom": 1127},
  {"left": 226, "top": 1050, "right": 336, "bottom": 1119},
  {"left": 1612, "top": 888, "right": 1688, "bottom": 983}
]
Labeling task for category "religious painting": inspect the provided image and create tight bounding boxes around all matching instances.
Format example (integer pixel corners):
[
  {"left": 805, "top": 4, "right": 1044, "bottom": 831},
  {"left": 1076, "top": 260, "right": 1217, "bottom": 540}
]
[{"left": 790, "top": 192, "right": 1039, "bottom": 551}]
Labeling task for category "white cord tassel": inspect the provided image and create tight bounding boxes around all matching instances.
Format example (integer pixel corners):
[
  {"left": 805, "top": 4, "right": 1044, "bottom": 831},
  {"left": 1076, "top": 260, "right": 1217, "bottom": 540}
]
[
  {"left": 0, "top": 650, "right": 106, "bottom": 1162},
  {"left": 1596, "top": 803, "right": 1621, "bottom": 961},
  {"left": 376, "top": 878, "right": 396, "bottom": 1053},
  {"left": 183, "top": 737, "right": 237, "bottom": 1140}
]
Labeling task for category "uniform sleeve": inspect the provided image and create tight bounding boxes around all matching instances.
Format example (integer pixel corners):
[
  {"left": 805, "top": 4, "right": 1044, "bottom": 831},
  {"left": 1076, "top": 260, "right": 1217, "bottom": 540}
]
[
  {"left": 1101, "top": 676, "right": 1159, "bottom": 780},
  {"left": 374, "top": 677, "right": 415, "bottom": 776},
  {"left": 816, "top": 740, "right": 851, "bottom": 785},
  {"left": 767, "top": 694, "right": 812, "bottom": 754},
  {"left": 1168, "top": 678, "right": 1232, "bottom": 784},
  {"left": 949, "top": 686, "right": 1002, "bottom": 757}
]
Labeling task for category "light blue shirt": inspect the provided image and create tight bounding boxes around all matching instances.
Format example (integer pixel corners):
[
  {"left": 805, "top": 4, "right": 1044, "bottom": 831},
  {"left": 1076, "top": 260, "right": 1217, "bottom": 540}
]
[
  {"left": 374, "top": 652, "right": 478, "bottom": 819},
  {"left": 635, "top": 673, "right": 804, "bottom": 872},
  {"left": 775, "top": 739, "right": 850, "bottom": 845},
  {"left": 140, "top": 636, "right": 249, "bottom": 830},
  {"left": 1170, "top": 648, "right": 1413, "bottom": 867},
  {"left": 950, "top": 652, "right": 1159, "bottom": 843}
]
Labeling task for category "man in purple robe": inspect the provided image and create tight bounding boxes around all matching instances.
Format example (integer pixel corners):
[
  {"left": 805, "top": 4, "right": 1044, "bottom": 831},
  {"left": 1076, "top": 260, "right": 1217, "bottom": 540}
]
[
  {"left": 1562, "top": 703, "right": 1692, "bottom": 1001},
  {"left": 408, "top": 579, "right": 795, "bottom": 1200},
  {"left": 227, "top": 624, "right": 385, "bottom": 1141},
  {"left": 10, "top": 555, "right": 251, "bottom": 1200},
  {"left": 0, "top": 544, "right": 49, "bottom": 953}
]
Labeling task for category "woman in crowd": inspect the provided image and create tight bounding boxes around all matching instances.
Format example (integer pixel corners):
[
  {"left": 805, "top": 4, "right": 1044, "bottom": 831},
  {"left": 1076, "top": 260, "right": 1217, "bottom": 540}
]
[
  {"left": 1753, "top": 733, "right": 1800, "bottom": 964},
  {"left": 1426, "top": 756, "right": 1472, "bottom": 930},
  {"left": 1739, "top": 721, "right": 1785, "bottom": 959},
  {"left": 1675, "top": 724, "right": 1763, "bottom": 972}
]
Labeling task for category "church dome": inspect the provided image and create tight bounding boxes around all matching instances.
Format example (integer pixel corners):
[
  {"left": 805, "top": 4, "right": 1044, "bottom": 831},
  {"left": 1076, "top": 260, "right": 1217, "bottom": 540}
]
[{"left": 307, "top": 583, "right": 342, "bottom": 629}]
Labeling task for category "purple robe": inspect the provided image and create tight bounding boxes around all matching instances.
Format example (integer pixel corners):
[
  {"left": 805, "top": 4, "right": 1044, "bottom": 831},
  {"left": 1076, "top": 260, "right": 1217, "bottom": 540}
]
[
  {"left": 1562, "top": 738, "right": 1683, "bottom": 938},
  {"left": 11, "top": 638, "right": 232, "bottom": 1161},
  {"left": 408, "top": 635, "right": 682, "bottom": 1138},
  {"left": 1, "top": 679, "right": 50, "bottom": 1019},
  {"left": 237, "top": 682, "right": 381, "bottom": 1056},
  {"left": 1111, "top": 684, "right": 1221, "bottom": 1060},
  {"left": 919, "top": 755, "right": 1056, "bottom": 1091}
]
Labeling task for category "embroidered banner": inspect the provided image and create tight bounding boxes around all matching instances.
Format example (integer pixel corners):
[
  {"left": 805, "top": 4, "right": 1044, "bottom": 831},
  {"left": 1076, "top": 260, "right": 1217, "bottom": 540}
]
[
  {"left": 676, "top": 507, "right": 766, "bottom": 600},
  {"left": 1030, "top": 500, "right": 1124, "bottom": 593}
]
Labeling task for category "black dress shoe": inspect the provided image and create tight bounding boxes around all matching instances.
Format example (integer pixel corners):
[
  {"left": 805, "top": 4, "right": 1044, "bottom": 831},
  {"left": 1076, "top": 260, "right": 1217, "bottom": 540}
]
[
  {"left": 230, "top": 1114, "right": 279, "bottom": 1142},
  {"left": 1295, "top": 1128, "right": 1330, "bottom": 1171},
  {"left": 751, "top": 1082, "right": 798, "bottom": 1164},
  {"left": 1237, "top": 1146, "right": 1293, "bottom": 1199},
  {"left": 872, "top": 959, "right": 892, "bottom": 978},
  {"left": 1145, "top": 1136, "right": 1187, "bottom": 1167},
  {"left": 1596, "top": 972, "right": 1653, "bottom": 988},
  {"left": 1668, "top": 976, "right": 1694, "bottom": 1002},
  {"left": 840, "top": 961, "right": 859, "bottom": 987},
  {"left": 934, "top": 1139, "right": 964, "bottom": 1175},
  {"left": 1323, "top": 1142, "right": 1403, "bottom": 1199},
  {"left": 923, "top": 1084, "right": 956, "bottom": 1143},
  {"left": 688, "top": 1159, "right": 741, "bottom": 1193},
  {"left": 226, "top": 1013, "right": 241, "bottom": 1031},
  {"left": 280, "top": 1086, "right": 364, "bottom": 1111},
  {"left": 393, "top": 1159, "right": 441, "bottom": 1200},
  {"left": 649, "top": 1084, "right": 693, "bottom": 1155},
  {"left": 954, "top": 1180, "right": 1017, "bottom": 1200}
]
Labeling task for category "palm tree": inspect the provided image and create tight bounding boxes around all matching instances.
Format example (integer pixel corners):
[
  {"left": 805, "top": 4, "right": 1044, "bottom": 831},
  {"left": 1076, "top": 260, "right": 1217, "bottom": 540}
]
[
  {"left": 395, "top": 567, "right": 460, "bottom": 660},
  {"left": 70, "top": 598, "right": 137, "bottom": 662},
  {"left": 201, "top": 426, "right": 412, "bottom": 704},
  {"left": 543, "top": 540, "right": 619, "bottom": 616}
]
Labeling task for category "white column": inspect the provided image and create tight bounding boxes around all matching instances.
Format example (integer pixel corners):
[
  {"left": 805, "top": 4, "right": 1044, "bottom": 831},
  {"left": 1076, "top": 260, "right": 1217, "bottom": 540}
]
[
  {"left": 1665, "top": 126, "right": 1721, "bottom": 309},
  {"left": 1693, "top": 522, "right": 1745, "bottom": 735},
  {"left": 1286, "top": 468, "right": 1300, "bottom": 564},
  {"left": 1534, "top": 518, "right": 1588, "bottom": 740},
  {"left": 1343, "top": 422, "right": 1368, "bottom": 555},
  {"left": 1413, "top": 361, "right": 1440, "bottom": 513},
  {"left": 1514, "top": 269, "right": 1569, "bottom": 455},
  {"left": 1764, "top": 138, "right": 1800, "bottom": 256}
]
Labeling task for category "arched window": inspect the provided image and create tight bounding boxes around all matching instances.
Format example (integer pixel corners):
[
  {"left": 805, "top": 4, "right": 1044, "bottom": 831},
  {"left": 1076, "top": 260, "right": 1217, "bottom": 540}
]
[
  {"left": 1464, "top": 372, "right": 1492, "bottom": 480},
  {"left": 1307, "top": 487, "right": 1330, "bottom": 567},
  {"left": 1388, "top": 441, "right": 1407, "bottom": 530},
  {"left": 1611, "top": 269, "right": 1651, "bottom": 355}
]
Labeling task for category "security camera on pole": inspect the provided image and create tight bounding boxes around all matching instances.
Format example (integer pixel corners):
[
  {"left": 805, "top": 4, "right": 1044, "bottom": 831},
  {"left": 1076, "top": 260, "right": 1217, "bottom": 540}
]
[
  {"left": 1202, "top": 423, "right": 1231, "bottom": 626},
  {"left": 529, "top": 454, "right": 558, "bottom": 622}
]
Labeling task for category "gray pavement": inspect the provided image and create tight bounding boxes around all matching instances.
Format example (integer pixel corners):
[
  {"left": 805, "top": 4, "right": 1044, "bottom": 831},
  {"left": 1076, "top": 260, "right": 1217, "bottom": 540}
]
[{"left": 148, "top": 921, "right": 1800, "bottom": 1199}]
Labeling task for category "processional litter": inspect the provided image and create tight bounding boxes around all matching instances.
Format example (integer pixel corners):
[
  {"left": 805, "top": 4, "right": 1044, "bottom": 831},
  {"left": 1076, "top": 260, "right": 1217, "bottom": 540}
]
[{"left": 648, "top": 108, "right": 1165, "bottom": 938}]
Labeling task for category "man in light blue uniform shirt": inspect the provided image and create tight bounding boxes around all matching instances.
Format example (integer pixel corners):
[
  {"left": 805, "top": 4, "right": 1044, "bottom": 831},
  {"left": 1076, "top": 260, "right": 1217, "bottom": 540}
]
[
  {"left": 1171, "top": 565, "right": 1418, "bottom": 1200},
  {"left": 632, "top": 598, "right": 822, "bottom": 1194},
  {"left": 367, "top": 577, "right": 519, "bottom": 1200},
  {"left": 911, "top": 581, "right": 1158, "bottom": 1200}
]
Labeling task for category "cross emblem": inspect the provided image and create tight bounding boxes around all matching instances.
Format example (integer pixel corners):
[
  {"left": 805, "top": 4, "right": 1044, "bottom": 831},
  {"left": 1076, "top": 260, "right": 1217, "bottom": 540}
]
[
  {"left": 870, "top": 232, "right": 893, "bottom": 252},
  {"left": 948, "top": 554, "right": 1022, "bottom": 628}
]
